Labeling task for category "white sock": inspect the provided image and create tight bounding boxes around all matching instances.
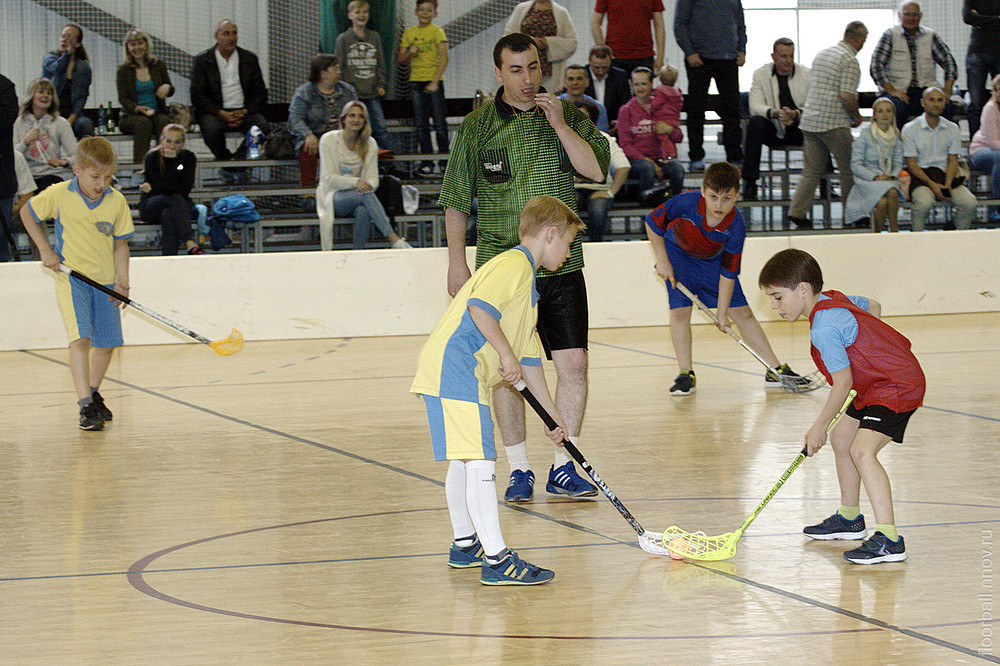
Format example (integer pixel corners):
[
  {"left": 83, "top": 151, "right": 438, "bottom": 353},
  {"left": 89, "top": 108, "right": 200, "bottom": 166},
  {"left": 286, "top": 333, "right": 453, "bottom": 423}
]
[
  {"left": 465, "top": 459, "right": 506, "bottom": 557},
  {"left": 554, "top": 436, "right": 576, "bottom": 468},
  {"left": 445, "top": 460, "right": 476, "bottom": 542},
  {"left": 505, "top": 441, "right": 531, "bottom": 472}
]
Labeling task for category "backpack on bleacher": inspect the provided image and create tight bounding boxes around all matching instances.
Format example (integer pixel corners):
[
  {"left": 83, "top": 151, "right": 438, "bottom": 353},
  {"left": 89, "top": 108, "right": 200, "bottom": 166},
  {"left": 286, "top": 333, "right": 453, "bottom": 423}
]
[
  {"left": 213, "top": 195, "right": 260, "bottom": 223},
  {"left": 264, "top": 127, "right": 296, "bottom": 159}
]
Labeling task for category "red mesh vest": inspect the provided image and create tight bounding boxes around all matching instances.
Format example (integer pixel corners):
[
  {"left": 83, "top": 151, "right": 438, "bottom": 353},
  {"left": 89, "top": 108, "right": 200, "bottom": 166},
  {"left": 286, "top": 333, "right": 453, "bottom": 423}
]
[{"left": 809, "top": 291, "right": 925, "bottom": 412}]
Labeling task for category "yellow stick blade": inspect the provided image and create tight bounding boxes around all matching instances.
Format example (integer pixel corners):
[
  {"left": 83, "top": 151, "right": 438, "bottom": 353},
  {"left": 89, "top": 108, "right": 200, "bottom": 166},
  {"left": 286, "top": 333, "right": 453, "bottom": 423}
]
[
  {"left": 662, "top": 526, "right": 739, "bottom": 561},
  {"left": 209, "top": 328, "right": 244, "bottom": 356}
]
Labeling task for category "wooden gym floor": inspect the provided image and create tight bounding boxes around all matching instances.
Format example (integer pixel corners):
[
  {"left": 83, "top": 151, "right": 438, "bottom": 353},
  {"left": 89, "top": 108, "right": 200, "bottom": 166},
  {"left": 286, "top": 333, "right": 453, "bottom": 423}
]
[{"left": 1, "top": 312, "right": 998, "bottom": 663}]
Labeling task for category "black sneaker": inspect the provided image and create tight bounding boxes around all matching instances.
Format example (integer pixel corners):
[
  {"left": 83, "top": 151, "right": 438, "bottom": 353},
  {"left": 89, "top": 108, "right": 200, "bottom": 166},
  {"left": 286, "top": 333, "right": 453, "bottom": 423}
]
[
  {"left": 803, "top": 512, "right": 866, "bottom": 540},
  {"left": 742, "top": 180, "right": 758, "bottom": 201},
  {"left": 788, "top": 215, "right": 813, "bottom": 229},
  {"left": 91, "top": 390, "right": 113, "bottom": 422},
  {"left": 670, "top": 370, "right": 696, "bottom": 396},
  {"left": 843, "top": 531, "right": 907, "bottom": 564},
  {"left": 79, "top": 403, "right": 105, "bottom": 431},
  {"left": 764, "top": 363, "right": 810, "bottom": 389}
]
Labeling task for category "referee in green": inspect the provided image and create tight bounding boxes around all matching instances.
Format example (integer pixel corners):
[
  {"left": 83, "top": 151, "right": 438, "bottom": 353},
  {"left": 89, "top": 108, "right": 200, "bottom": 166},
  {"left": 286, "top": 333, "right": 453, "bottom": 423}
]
[{"left": 439, "top": 32, "right": 610, "bottom": 503}]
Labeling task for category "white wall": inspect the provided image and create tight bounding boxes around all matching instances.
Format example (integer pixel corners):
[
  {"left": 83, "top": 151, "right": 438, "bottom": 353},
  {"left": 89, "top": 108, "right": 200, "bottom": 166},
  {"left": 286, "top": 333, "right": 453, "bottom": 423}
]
[{"left": 3, "top": 230, "right": 998, "bottom": 351}]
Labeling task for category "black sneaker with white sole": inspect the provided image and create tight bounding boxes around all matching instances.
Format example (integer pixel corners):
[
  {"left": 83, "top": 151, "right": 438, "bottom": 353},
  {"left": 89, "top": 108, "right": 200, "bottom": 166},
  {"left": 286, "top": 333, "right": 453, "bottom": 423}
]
[
  {"left": 91, "top": 390, "right": 113, "bottom": 422},
  {"left": 670, "top": 370, "right": 696, "bottom": 396},
  {"left": 79, "top": 403, "right": 105, "bottom": 431},
  {"left": 803, "top": 512, "right": 866, "bottom": 540},
  {"left": 843, "top": 531, "right": 907, "bottom": 564}
]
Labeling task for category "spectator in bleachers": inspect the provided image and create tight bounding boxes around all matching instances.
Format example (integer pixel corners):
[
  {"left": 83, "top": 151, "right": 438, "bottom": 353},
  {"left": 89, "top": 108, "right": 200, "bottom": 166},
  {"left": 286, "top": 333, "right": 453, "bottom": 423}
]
[
  {"left": 902, "top": 87, "right": 977, "bottom": 230},
  {"left": 398, "top": 0, "right": 450, "bottom": 176},
  {"left": 289, "top": 54, "right": 358, "bottom": 188},
  {"left": 13, "top": 78, "right": 77, "bottom": 193},
  {"left": 316, "top": 101, "right": 412, "bottom": 250},
  {"left": 504, "top": 0, "right": 578, "bottom": 94},
  {"left": 617, "top": 67, "right": 684, "bottom": 202},
  {"left": 190, "top": 20, "right": 269, "bottom": 174},
  {"left": 1, "top": 73, "right": 16, "bottom": 262},
  {"left": 969, "top": 73, "right": 1000, "bottom": 223},
  {"left": 572, "top": 99, "right": 629, "bottom": 241},
  {"left": 870, "top": 1, "right": 958, "bottom": 129},
  {"left": 743, "top": 37, "right": 810, "bottom": 201},
  {"left": 9, "top": 152, "right": 41, "bottom": 260},
  {"left": 789, "top": 22, "right": 868, "bottom": 230},
  {"left": 557, "top": 64, "right": 609, "bottom": 131},
  {"left": 116, "top": 29, "right": 174, "bottom": 166},
  {"left": 41, "top": 24, "right": 94, "bottom": 139},
  {"left": 336, "top": 0, "right": 393, "bottom": 153},
  {"left": 964, "top": 0, "right": 1000, "bottom": 138},
  {"left": 591, "top": 0, "right": 665, "bottom": 75},
  {"left": 674, "top": 0, "right": 746, "bottom": 170},
  {"left": 584, "top": 45, "right": 630, "bottom": 130},
  {"left": 651, "top": 65, "right": 684, "bottom": 163},
  {"left": 845, "top": 97, "right": 905, "bottom": 232},
  {"left": 138, "top": 124, "right": 204, "bottom": 255}
]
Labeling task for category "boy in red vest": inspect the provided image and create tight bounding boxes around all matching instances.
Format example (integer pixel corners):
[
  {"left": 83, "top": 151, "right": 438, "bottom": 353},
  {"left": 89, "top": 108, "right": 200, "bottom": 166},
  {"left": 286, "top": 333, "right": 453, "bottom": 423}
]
[{"left": 758, "top": 248, "right": 925, "bottom": 564}]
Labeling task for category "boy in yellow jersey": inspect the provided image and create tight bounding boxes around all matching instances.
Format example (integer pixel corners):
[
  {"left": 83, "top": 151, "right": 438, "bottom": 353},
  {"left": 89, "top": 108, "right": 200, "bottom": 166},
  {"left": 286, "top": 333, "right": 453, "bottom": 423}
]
[
  {"left": 411, "top": 196, "right": 583, "bottom": 585},
  {"left": 21, "top": 137, "right": 134, "bottom": 431}
]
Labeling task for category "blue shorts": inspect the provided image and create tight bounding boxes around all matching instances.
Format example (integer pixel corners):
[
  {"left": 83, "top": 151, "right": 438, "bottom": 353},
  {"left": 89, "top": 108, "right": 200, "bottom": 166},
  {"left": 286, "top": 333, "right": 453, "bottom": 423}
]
[
  {"left": 423, "top": 395, "right": 496, "bottom": 462},
  {"left": 55, "top": 273, "right": 124, "bottom": 347},
  {"left": 664, "top": 240, "right": 748, "bottom": 310}
]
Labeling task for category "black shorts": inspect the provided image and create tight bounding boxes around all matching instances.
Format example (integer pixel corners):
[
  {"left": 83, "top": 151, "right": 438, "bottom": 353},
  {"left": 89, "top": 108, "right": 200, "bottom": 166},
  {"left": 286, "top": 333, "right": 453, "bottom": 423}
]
[
  {"left": 846, "top": 403, "right": 917, "bottom": 443},
  {"left": 535, "top": 270, "right": 589, "bottom": 359}
]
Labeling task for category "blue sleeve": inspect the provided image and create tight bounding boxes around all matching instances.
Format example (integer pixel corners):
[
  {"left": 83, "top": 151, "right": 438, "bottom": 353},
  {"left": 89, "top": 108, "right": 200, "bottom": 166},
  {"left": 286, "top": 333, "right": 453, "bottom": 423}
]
[
  {"left": 645, "top": 193, "right": 685, "bottom": 235},
  {"left": 598, "top": 105, "right": 609, "bottom": 132},
  {"left": 810, "top": 307, "right": 860, "bottom": 373}
]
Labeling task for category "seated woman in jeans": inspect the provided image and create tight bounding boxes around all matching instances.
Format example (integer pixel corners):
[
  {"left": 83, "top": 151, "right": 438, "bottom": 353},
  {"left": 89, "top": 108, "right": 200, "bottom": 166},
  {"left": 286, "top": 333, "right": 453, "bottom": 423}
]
[
  {"left": 970, "top": 74, "right": 1000, "bottom": 224},
  {"left": 138, "top": 124, "right": 205, "bottom": 255},
  {"left": 316, "top": 101, "right": 411, "bottom": 250},
  {"left": 288, "top": 54, "right": 358, "bottom": 187}
]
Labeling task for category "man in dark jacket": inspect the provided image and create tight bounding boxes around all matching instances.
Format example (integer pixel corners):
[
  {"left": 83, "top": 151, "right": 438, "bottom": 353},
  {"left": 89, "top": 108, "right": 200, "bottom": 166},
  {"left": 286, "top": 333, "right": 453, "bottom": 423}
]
[
  {"left": 584, "top": 45, "right": 631, "bottom": 130},
  {"left": 190, "top": 20, "right": 269, "bottom": 162},
  {"left": 0, "top": 74, "right": 18, "bottom": 261}
]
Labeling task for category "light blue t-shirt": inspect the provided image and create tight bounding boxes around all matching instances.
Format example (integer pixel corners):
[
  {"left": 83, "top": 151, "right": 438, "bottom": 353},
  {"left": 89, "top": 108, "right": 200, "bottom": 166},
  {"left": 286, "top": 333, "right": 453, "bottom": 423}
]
[{"left": 810, "top": 293, "right": 870, "bottom": 373}]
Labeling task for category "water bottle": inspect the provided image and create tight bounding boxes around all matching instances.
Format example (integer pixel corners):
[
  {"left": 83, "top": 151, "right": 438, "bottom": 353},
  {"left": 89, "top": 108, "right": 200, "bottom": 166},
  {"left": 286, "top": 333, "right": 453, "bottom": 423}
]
[
  {"left": 106, "top": 101, "right": 115, "bottom": 133},
  {"left": 246, "top": 125, "right": 263, "bottom": 159},
  {"left": 96, "top": 105, "right": 107, "bottom": 135}
]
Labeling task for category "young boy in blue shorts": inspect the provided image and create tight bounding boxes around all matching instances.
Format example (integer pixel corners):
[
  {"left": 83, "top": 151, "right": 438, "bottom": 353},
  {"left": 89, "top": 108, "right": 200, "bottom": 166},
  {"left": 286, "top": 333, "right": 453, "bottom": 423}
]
[
  {"left": 20, "top": 136, "right": 134, "bottom": 431},
  {"left": 410, "top": 196, "right": 583, "bottom": 585},
  {"left": 758, "top": 248, "right": 925, "bottom": 564},
  {"left": 645, "top": 161, "right": 800, "bottom": 395}
]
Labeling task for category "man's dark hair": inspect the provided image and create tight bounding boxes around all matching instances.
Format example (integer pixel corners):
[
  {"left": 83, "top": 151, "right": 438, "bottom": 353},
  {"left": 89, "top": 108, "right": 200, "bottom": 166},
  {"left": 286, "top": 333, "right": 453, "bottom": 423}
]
[
  {"left": 758, "top": 248, "right": 824, "bottom": 293},
  {"left": 493, "top": 33, "right": 537, "bottom": 68},
  {"left": 309, "top": 54, "right": 339, "bottom": 84},
  {"left": 565, "top": 63, "right": 586, "bottom": 74},
  {"left": 589, "top": 45, "right": 613, "bottom": 60},
  {"left": 773, "top": 37, "right": 794, "bottom": 51}
]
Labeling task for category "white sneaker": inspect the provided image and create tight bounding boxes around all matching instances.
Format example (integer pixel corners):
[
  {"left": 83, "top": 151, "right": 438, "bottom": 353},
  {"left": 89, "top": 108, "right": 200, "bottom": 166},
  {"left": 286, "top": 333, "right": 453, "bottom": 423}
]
[{"left": 391, "top": 238, "right": 413, "bottom": 249}]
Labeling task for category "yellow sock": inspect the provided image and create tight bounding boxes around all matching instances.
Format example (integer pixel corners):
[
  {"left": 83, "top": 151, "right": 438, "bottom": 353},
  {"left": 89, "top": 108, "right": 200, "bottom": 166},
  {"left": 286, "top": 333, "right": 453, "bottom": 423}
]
[
  {"left": 875, "top": 524, "right": 899, "bottom": 541},
  {"left": 838, "top": 505, "right": 860, "bottom": 521}
]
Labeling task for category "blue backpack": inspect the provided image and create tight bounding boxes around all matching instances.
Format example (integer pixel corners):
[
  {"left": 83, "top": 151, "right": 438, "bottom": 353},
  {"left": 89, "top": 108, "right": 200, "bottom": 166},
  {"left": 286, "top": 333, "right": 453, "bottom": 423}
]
[{"left": 209, "top": 195, "right": 260, "bottom": 250}]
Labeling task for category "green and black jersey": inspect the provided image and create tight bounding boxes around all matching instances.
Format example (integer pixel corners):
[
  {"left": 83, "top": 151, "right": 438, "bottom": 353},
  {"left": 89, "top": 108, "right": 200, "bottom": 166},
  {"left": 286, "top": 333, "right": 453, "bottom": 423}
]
[{"left": 439, "top": 87, "right": 610, "bottom": 277}]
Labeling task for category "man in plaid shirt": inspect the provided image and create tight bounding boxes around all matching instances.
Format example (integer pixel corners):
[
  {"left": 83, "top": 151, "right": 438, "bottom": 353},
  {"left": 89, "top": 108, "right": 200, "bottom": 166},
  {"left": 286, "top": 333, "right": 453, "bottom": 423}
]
[
  {"left": 439, "top": 32, "right": 610, "bottom": 503},
  {"left": 870, "top": 1, "right": 959, "bottom": 128},
  {"left": 788, "top": 22, "right": 868, "bottom": 229}
]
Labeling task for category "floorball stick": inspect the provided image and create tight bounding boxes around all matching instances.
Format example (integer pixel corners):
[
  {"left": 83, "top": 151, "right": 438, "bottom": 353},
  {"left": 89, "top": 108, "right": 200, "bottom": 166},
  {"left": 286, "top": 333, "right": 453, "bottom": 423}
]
[
  {"left": 512, "top": 380, "right": 672, "bottom": 557},
  {"left": 59, "top": 265, "right": 243, "bottom": 356},
  {"left": 662, "top": 389, "right": 857, "bottom": 561},
  {"left": 673, "top": 280, "right": 825, "bottom": 393}
]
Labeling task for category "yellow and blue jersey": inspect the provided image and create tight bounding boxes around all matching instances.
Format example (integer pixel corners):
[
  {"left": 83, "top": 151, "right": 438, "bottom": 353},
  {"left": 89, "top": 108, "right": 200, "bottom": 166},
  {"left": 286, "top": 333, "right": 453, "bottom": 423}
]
[
  {"left": 411, "top": 245, "right": 543, "bottom": 406},
  {"left": 27, "top": 178, "right": 134, "bottom": 284}
]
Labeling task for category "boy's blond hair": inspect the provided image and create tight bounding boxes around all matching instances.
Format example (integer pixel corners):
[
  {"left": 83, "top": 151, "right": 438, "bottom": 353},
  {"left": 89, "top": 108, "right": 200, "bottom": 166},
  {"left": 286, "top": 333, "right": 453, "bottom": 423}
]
[
  {"left": 347, "top": 0, "right": 369, "bottom": 12},
  {"left": 75, "top": 137, "right": 118, "bottom": 174},
  {"left": 518, "top": 195, "right": 585, "bottom": 239},
  {"left": 658, "top": 64, "right": 678, "bottom": 86}
]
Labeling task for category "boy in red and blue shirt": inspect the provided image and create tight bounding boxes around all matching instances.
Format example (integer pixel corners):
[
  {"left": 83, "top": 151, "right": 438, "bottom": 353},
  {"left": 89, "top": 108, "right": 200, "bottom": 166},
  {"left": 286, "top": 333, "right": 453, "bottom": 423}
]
[
  {"left": 759, "top": 248, "right": 925, "bottom": 564},
  {"left": 645, "top": 161, "right": 799, "bottom": 395}
]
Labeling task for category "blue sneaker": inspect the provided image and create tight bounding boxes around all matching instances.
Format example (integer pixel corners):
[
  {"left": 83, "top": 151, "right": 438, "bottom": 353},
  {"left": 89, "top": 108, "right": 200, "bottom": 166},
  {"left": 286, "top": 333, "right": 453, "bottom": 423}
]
[
  {"left": 448, "top": 537, "right": 485, "bottom": 569},
  {"left": 481, "top": 549, "right": 554, "bottom": 586},
  {"left": 504, "top": 469, "right": 535, "bottom": 502},
  {"left": 546, "top": 461, "right": 598, "bottom": 498},
  {"left": 803, "top": 512, "right": 867, "bottom": 540},
  {"left": 689, "top": 160, "right": 706, "bottom": 172},
  {"left": 843, "top": 531, "right": 907, "bottom": 564}
]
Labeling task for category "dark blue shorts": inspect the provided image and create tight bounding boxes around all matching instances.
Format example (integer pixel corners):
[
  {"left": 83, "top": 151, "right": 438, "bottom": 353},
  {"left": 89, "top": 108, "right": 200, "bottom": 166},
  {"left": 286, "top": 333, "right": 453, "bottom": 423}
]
[{"left": 663, "top": 240, "right": 748, "bottom": 310}]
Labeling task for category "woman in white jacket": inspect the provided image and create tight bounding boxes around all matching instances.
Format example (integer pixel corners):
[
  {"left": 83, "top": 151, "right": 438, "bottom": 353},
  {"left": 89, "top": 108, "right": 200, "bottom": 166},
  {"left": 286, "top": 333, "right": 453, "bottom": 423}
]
[
  {"left": 503, "top": 0, "right": 577, "bottom": 93},
  {"left": 13, "top": 78, "right": 76, "bottom": 192},
  {"left": 316, "top": 101, "right": 411, "bottom": 251}
]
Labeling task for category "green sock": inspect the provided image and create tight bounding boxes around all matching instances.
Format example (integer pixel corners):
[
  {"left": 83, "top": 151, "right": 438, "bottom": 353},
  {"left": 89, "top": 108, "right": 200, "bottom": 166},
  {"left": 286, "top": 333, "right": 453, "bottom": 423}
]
[
  {"left": 875, "top": 524, "right": 899, "bottom": 541},
  {"left": 838, "top": 505, "right": 860, "bottom": 521}
]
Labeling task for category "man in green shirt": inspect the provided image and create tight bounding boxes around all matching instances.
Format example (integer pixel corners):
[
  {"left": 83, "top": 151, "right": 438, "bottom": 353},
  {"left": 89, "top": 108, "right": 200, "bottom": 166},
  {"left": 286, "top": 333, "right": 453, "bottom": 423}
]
[{"left": 439, "top": 32, "right": 610, "bottom": 503}]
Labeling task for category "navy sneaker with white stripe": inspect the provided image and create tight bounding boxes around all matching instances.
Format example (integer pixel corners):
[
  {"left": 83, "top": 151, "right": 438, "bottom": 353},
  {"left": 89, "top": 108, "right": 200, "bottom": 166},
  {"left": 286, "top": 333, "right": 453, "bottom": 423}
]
[
  {"left": 843, "top": 531, "right": 907, "bottom": 564},
  {"left": 504, "top": 469, "right": 534, "bottom": 502},
  {"left": 546, "top": 461, "right": 598, "bottom": 498},
  {"left": 803, "top": 512, "right": 867, "bottom": 540}
]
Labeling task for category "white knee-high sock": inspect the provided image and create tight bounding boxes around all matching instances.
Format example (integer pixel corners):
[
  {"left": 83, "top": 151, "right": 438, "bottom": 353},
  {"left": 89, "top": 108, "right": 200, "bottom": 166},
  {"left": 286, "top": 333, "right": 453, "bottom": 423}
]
[
  {"left": 445, "top": 460, "right": 476, "bottom": 542},
  {"left": 464, "top": 460, "right": 506, "bottom": 557}
]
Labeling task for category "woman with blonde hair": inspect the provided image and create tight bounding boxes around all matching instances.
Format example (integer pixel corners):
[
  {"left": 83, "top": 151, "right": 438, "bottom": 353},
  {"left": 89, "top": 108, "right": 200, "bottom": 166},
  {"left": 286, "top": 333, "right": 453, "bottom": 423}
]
[
  {"left": 12, "top": 78, "right": 76, "bottom": 192},
  {"left": 845, "top": 96, "right": 905, "bottom": 232},
  {"left": 138, "top": 124, "right": 204, "bottom": 255},
  {"left": 117, "top": 29, "right": 174, "bottom": 164},
  {"left": 969, "top": 74, "right": 1000, "bottom": 223},
  {"left": 316, "top": 100, "right": 411, "bottom": 250}
]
